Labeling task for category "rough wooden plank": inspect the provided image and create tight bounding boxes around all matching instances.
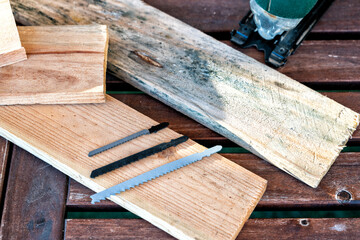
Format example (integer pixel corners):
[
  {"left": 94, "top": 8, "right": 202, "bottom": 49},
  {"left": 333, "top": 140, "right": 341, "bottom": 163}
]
[
  {"left": 67, "top": 152, "right": 360, "bottom": 210},
  {"left": 0, "top": 146, "right": 67, "bottom": 240},
  {"left": 0, "top": 137, "right": 10, "bottom": 203},
  {"left": 0, "top": 95, "right": 267, "bottom": 240},
  {"left": 0, "top": 25, "right": 108, "bottom": 105},
  {"left": 0, "top": 0, "right": 26, "bottom": 67},
  {"left": 10, "top": 0, "right": 359, "bottom": 187},
  {"left": 141, "top": 0, "right": 360, "bottom": 34},
  {"left": 64, "top": 218, "right": 360, "bottom": 239},
  {"left": 106, "top": 93, "right": 360, "bottom": 144},
  {"left": 106, "top": 40, "right": 360, "bottom": 89}
]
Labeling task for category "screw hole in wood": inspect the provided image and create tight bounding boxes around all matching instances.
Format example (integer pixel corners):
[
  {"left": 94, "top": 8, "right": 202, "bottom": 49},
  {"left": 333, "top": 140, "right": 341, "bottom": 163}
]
[
  {"left": 336, "top": 190, "right": 352, "bottom": 203},
  {"left": 299, "top": 219, "right": 309, "bottom": 226}
]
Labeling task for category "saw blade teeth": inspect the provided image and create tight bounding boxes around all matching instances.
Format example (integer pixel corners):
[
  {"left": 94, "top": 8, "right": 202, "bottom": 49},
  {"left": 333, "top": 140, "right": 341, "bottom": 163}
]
[
  {"left": 90, "top": 146, "right": 222, "bottom": 204},
  {"left": 90, "top": 198, "right": 101, "bottom": 204}
]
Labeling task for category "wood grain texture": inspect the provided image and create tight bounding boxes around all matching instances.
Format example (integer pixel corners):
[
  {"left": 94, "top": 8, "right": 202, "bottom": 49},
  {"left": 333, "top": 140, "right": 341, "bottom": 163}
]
[
  {"left": 64, "top": 218, "right": 360, "bottom": 240},
  {"left": 106, "top": 40, "right": 360, "bottom": 89},
  {"left": 67, "top": 152, "right": 360, "bottom": 210},
  {"left": 9, "top": 0, "right": 359, "bottom": 187},
  {"left": 0, "top": 146, "right": 67, "bottom": 240},
  {"left": 141, "top": 0, "right": 360, "bottom": 34},
  {"left": 0, "top": 25, "right": 108, "bottom": 105},
  {"left": 107, "top": 93, "right": 360, "bottom": 144},
  {"left": 0, "top": 95, "right": 267, "bottom": 240},
  {"left": 0, "top": 0, "right": 26, "bottom": 67},
  {"left": 0, "top": 137, "right": 10, "bottom": 203}
]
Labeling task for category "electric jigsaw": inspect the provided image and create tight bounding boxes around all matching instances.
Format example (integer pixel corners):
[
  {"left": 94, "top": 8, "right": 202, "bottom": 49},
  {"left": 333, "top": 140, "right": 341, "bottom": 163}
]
[{"left": 231, "top": 0, "right": 334, "bottom": 67}]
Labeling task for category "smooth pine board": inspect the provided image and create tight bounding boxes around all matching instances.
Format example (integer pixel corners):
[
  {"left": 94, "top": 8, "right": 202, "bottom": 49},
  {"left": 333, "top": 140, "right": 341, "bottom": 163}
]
[
  {"left": 0, "top": 95, "right": 267, "bottom": 240},
  {"left": 0, "top": 25, "right": 108, "bottom": 105}
]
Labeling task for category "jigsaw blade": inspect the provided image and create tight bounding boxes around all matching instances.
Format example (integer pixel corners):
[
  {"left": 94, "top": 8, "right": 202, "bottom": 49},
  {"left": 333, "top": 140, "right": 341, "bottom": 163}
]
[
  {"left": 90, "top": 135, "right": 188, "bottom": 178},
  {"left": 91, "top": 145, "right": 222, "bottom": 204},
  {"left": 88, "top": 122, "right": 169, "bottom": 157}
]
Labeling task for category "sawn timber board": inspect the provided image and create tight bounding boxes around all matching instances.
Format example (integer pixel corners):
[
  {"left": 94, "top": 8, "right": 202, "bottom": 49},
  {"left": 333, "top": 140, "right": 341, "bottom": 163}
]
[
  {"left": 0, "top": 25, "right": 108, "bottom": 105},
  {"left": 10, "top": 0, "right": 360, "bottom": 187},
  {"left": 0, "top": 0, "right": 26, "bottom": 67},
  {"left": 0, "top": 95, "right": 267, "bottom": 240}
]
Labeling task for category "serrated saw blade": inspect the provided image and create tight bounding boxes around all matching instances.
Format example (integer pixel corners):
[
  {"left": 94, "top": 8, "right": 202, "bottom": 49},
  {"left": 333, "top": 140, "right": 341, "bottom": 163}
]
[{"left": 90, "top": 145, "right": 222, "bottom": 204}]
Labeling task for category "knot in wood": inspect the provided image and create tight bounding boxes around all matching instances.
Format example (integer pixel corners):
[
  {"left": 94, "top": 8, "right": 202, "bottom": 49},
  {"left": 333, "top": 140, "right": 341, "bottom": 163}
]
[{"left": 132, "top": 50, "right": 163, "bottom": 68}]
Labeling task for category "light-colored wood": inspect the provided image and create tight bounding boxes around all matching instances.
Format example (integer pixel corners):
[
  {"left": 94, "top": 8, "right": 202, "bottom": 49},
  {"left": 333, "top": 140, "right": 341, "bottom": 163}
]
[
  {"left": 0, "top": 25, "right": 108, "bottom": 105},
  {"left": 0, "top": 0, "right": 26, "bottom": 67},
  {"left": 0, "top": 95, "right": 267, "bottom": 240},
  {"left": 9, "top": 0, "right": 360, "bottom": 187}
]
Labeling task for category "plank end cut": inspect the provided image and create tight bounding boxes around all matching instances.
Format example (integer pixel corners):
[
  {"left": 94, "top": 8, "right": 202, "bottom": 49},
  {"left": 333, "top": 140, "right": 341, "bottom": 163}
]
[
  {"left": 0, "top": 95, "right": 267, "bottom": 240},
  {"left": 0, "top": 25, "right": 109, "bottom": 105},
  {"left": 0, "top": 0, "right": 27, "bottom": 67}
]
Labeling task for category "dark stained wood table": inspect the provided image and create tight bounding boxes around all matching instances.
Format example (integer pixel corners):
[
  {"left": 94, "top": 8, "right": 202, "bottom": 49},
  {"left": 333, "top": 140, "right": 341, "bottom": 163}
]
[{"left": 1, "top": 0, "right": 359, "bottom": 239}]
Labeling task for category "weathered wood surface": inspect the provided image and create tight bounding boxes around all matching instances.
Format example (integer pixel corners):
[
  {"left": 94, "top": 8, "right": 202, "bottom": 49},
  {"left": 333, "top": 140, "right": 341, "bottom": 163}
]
[
  {"left": 64, "top": 218, "right": 360, "bottom": 239},
  {"left": 0, "top": 146, "right": 67, "bottom": 240},
  {"left": 0, "top": 25, "right": 108, "bottom": 105},
  {"left": 10, "top": 0, "right": 359, "bottom": 187},
  {"left": 107, "top": 93, "right": 360, "bottom": 144},
  {"left": 67, "top": 152, "right": 360, "bottom": 210},
  {"left": 142, "top": 0, "right": 360, "bottom": 34},
  {"left": 0, "top": 95, "right": 267, "bottom": 240},
  {"left": 107, "top": 40, "right": 360, "bottom": 89},
  {"left": 0, "top": 137, "right": 10, "bottom": 203},
  {"left": 0, "top": 0, "right": 26, "bottom": 67}
]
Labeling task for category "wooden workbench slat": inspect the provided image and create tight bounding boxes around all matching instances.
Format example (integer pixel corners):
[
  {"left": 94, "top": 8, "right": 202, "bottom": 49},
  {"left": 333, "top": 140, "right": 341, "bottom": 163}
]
[
  {"left": 0, "top": 95, "right": 266, "bottom": 240},
  {"left": 0, "top": 0, "right": 26, "bottom": 67},
  {"left": 67, "top": 152, "right": 360, "bottom": 210},
  {"left": 142, "top": 0, "right": 360, "bottom": 34},
  {"left": 0, "top": 137, "right": 10, "bottom": 203},
  {"left": 0, "top": 25, "right": 108, "bottom": 105},
  {"left": 228, "top": 152, "right": 360, "bottom": 208},
  {"left": 0, "top": 146, "right": 67, "bottom": 240},
  {"left": 64, "top": 218, "right": 360, "bottom": 239}
]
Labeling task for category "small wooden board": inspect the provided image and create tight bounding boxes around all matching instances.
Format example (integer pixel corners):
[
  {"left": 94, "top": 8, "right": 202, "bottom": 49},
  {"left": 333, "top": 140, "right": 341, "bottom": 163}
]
[
  {"left": 0, "top": 95, "right": 267, "bottom": 240},
  {"left": 9, "top": 0, "right": 359, "bottom": 187},
  {"left": 0, "top": 25, "right": 108, "bottom": 105},
  {"left": 0, "top": 0, "right": 26, "bottom": 67}
]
